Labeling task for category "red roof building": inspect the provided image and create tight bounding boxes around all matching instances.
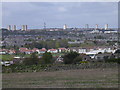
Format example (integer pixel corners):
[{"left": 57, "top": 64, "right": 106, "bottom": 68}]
[
  {"left": 19, "top": 48, "right": 27, "bottom": 53},
  {"left": 58, "top": 48, "right": 66, "bottom": 53},
  {"left": 47, "top": 49, "right": 58, "bottom": 53},
  {"left": 9, "top": 49, "right": 16, "bottom": 54},
  {"left": 32, "top": 48, "right": 39, "bottom": 52}
]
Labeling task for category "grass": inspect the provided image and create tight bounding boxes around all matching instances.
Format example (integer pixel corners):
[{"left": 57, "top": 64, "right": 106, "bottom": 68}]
[
  {"left": 1, "top": 55, "right": 14, "bottom": 61},
  {"left": 2, "top": 67, "right": 118, "bottom": 88},
  {"left": 1, "top": 53, "right": 65, "bottom": 61},
  {"left": 52, "top": 53, "right": 65, "bottom": 57}
]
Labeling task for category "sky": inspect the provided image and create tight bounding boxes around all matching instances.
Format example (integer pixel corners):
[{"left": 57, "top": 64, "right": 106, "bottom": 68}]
[{"left": 2, "top": 2, "right": 118, "bottom": 29}]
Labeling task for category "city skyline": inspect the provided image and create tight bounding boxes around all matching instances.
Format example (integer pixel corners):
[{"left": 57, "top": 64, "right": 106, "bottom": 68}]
[
  {"left": 2, "top": 2, "right": 118, "bottom": 29},
  {"left": 6, "top": 24, "right": 114, "bottom": 31}
]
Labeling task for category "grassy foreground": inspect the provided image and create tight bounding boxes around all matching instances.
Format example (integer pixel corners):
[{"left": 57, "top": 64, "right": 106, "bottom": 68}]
[{"left": 2, "top": 67, "right": 118, "bottom": 88}]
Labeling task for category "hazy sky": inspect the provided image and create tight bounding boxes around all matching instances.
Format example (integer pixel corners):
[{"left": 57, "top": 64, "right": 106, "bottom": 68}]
[{"left": 2, "top": 2, "right": 118, "bottom": 29}]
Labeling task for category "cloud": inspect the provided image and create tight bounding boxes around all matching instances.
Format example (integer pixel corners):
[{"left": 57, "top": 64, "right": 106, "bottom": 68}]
[{"left": 2, "top": 2, "right": 118, "bottom": 29}]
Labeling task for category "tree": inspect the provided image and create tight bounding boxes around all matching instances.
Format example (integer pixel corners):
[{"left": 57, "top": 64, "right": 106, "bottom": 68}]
[
  {"left": 23, "top": 53, "right": 39, "bottom": 65},
  {"left": 98, "top": 52, "right": 102, "bottom": 54},
  {"left": 63, "top": 51, "right": 79, "bottom": 64},
  {"left": 55, "top": 42, "right": 60, "bottom": 49},
  {"left": 105, "top": 58, "right": 120, "bottom": 63},
  {"left": 73, "top": 56, "right": 82, "bottom": 64},
  {"left": 42, "top": 51, "right": 53, "bottom": 64},
  {"left": 115, "top": 49, "right": 120, "bottom": 54}
]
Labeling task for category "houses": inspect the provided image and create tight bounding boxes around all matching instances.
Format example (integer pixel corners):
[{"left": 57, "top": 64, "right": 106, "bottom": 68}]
[
  {"left": 9, "top": 49, "right": 16, "bottom": 54},
  {"left": 0, "top": 49, "right": 8, "bottom": 54},
  {"left": 1, "top": 46, "right": 118, "bottom": 57},
  {"left": 0, "top": 51, "right": 6, "bottom": 54},
  {"left": 94, "top": 53, "right": 117, "bottom": 61},
  {"left": 19, "top": 47, "right": 34, "bottom": 54},
  {"left": 19, "top": 47, "right": 47, "bottom": 54},
  {"left": 70, "top": 47, "right": 79, "bottom": 53},
  {"left": 19, "top": 47, "right": 27, "bottom": 53},
  {"left": 78, "top": 54, "right": 92, "bottom": 62},
  {"left": 0, "top": 49, "right": 16, "bottom": 55},
  {"left": 55, "top": 56, "right": 63, "bottom": 63},
  {"left": 58, "top": 48, "right": 66, "bottom": 53},
  {"left": 81, "top": 55, "right": 92, "bottom": 61},
  {"left": 78, "top": 48, "right": 86, "bottom": 54},
  {"left": 78, "top": 47, "right": 117, "bottom": 55},
  {"left": 25, "top": 49, "right": 33, "bottom": 54},
  {"left": 38, "top": 48, "right": 46, "bottom": 54},
  {"left": 32, "top": 48, "right": 39, "bottom": 52},
  {"left": 4, "top": 35, "right": 25, "bottom": 47},
  {"left": 47, "top": 49, "right": 58, "bottom": 53}
]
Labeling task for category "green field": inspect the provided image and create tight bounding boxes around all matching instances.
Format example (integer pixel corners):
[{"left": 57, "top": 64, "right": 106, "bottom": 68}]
[
  {"left": 1, "top": 55, "right": 15, "bottom": 61},
  {"left": 1, "top": 53, "right": 65, "bottom": 61},
  {"left": 2, "top": 67, "right": 118, "bottom": 88}
]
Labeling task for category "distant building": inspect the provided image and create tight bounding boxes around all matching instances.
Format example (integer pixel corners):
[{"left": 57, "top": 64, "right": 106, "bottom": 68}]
[
  {"left": 12, "top": 25, "right": 16, "bottom": 31},
  {"left": 105, "top": 24, "right": 108, "bottom": 30},
  {"left": 8, "top": 25, "right": 11, "bottom": 30},
  {"left": 21, "top": 25, "right": 24, "bottom": 31},
  {"left": 63, "top": 24, "right": 67, "bottom": 30},
  {"left": 25, "top": 25, "right": 27, "bottom": 30},
  {"left": 85, "top": 24, "right": 89, "bottom": 29},
  {"left": 95, "top": 24, "right": 98, "bottom": 29},
  {"left": 21, "top": 25, "right": 27, "bottom": 31}
]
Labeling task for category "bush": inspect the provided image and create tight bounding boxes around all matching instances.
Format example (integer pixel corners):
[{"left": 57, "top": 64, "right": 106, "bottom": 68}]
[
  {"left": 105, "top": 58, "right": 120, "bottom": 63},
  {"left": 73, "top": 56, "right": 82, "bottom": 64},
  {"left": 23, "top": 53, "right": 39, "bottom": 65},
  {"left": 79, "top": 61, "right": 88, "bottom": 64},
  {"left": 63, "top": 51, "right": 79, "bottom": 64}
]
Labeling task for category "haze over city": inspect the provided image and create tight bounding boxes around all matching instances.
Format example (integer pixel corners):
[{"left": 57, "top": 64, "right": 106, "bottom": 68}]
[{"left": 2, "top": 2, "right": 118, "bottom": 29}]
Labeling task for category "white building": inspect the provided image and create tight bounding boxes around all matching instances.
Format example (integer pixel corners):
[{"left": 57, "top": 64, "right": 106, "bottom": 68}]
[
  {"left": 47, "top": 49, "right": 58, "bottom": 53},
  {"left": 105, "top": 24, "right": 108, "bottom": 30},
  {"left": 78, "top": 47, "right": 116, "bottom": 55},
  {"left": 12, "top": 25, "right": 16, "bottom": 31},
  {"left": 85, "top": 24, "right": 89, "bottom": 29},
  {"left": 63, "top": 24, "right": 67, "bottom": 30},
  {"left": 95, "top": 24, "right": 98, "bottom": 29},
  {"left": 37, "top": 48, "right": 46, "bottom": 54},
  {"left": 21, "top": 25, "right": 27, "bottom": 31},
  {"left": 8, "top": 25, "right": 11, "bottom": 30},
  {"left": 78, "top": 48, "right": 86, "bottom": 54}
]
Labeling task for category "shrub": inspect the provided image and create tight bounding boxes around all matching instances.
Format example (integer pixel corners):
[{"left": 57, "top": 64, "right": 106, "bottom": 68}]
[
  {"left": 73, "top": 56, "right": 82, "bottom": 64},
  {"left": 79, "top": 61, "right": 88, "bottom": 64},
  {"left": 105, "top": 58, "right": 120, "bottom": 63},
  {"left": 63, "top": 51, "right": 79, "bottom": 64},
  {"left": 23, "top": 53, "right": 39, "bottom": 65}
]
